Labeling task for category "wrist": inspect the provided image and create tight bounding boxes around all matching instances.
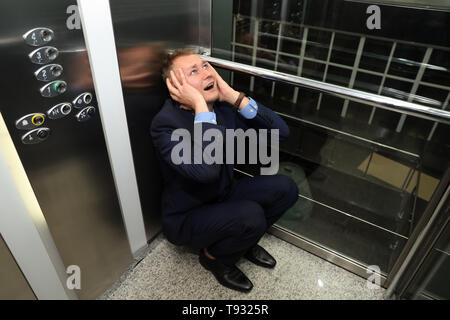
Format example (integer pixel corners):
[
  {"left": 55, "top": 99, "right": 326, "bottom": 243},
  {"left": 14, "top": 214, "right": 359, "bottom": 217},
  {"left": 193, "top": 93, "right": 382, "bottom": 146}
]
[
  {"left": 224, "top": 89, "right": 239, "bottom": 105},
  {"left": 238, "top": 96, "right": 250, "bottom": 110},
  {"left": 193, "top": 99, "right": 209, "bottom": 114},
  {"left": 231, "top": 91, "right": 249, "bottom": 110}
]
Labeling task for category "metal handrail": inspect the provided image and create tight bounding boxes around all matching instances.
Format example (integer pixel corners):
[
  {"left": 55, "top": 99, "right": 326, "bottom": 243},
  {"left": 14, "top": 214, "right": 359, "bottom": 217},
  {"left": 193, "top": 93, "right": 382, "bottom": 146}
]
[{"left": 202, "top": 55, "right": 450, "bottom": 125}]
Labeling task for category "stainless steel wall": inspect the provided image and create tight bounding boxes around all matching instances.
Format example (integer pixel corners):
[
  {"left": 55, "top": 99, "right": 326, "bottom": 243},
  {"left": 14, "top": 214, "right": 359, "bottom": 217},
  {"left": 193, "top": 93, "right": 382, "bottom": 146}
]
[
  {"left": 0, "top": 235, "right": 36, "bottom": 300},
  {"left": 0, "top": 0, "right": 133, "bottom": 299},
  {"left": 109, "top": 0, "right": 211, "bottom": 240}
]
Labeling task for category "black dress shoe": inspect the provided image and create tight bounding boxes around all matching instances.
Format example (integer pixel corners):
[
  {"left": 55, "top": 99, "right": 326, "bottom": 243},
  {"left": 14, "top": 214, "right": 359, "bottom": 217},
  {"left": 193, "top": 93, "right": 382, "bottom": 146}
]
[
  {"left": 199, "top": 250, "right": 253, "bottom": 293},
  {"left": 244, "top": 245, "right": 276, "bottom": 268}
]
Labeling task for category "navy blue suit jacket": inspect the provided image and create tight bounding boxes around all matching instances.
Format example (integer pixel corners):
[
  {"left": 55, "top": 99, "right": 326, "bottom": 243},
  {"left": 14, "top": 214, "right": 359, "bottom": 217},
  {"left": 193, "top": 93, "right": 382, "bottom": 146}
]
[{"left": 151, "top": 98, "right": 289, "bottom": 245}]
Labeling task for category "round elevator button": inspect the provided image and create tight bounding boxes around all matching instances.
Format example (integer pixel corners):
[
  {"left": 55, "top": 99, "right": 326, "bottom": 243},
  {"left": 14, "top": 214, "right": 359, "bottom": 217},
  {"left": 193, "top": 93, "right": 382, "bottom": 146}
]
[
  {"left": 61, "top": 104, "right": 71, "bottom": 115},
  {"left": 31, "top": 114, "right": 45, "bottom": 126},
  {"left": 53, "top": 82, "right": 67, "bottom": 94},
  {"left": 46, "top": 48, "right": 56, "bottom": 59},
  {"left": 50, "top": 65, "right": 62, "bottom": 77},
  {"left": 37, "top": 129, "right": 48, "bottom": 139},
  {"left": 40, "top": 30, "right": 52, "bottom": 42},
  {"left": 83, "top": 93, "right": 92, "bottom": 104}
]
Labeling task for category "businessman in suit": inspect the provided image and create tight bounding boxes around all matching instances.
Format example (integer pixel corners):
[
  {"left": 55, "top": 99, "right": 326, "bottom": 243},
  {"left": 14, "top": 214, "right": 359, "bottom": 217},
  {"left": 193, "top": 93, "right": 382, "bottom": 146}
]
[{"left": 151, "top": 49, "right": 298, "bottom": 292}]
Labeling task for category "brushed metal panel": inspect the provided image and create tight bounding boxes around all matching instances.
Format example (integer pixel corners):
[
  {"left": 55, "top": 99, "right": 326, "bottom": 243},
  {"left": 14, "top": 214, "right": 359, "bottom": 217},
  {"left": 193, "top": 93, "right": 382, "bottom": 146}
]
[
  {"left": 109, "top": 0, "right": 211, "bottom": 240},
  {"left": 0, "top": 0, "right": 132, "bottom": 299},
  {"left": 0, "top": 235, "right": 36, "bottom": 300},
  {"left": 110, "top": 0, "right": 202, "bottom": 48}
]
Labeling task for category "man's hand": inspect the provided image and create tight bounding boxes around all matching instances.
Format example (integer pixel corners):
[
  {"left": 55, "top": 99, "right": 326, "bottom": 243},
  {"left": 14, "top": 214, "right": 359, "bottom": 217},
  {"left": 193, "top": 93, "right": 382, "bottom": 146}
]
[
  {"left": 209, "top": 64, "right": 250, "bottom": 110},
  {"left": 166, "top": 69, "right": 208, "bottom": 114}
]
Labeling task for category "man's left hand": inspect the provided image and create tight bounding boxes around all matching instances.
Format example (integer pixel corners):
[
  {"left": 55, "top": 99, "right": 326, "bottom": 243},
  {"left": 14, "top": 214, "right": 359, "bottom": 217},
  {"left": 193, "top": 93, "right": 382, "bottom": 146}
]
[{"left": 209, "top": 63, "right": 249, "bottom": 109}]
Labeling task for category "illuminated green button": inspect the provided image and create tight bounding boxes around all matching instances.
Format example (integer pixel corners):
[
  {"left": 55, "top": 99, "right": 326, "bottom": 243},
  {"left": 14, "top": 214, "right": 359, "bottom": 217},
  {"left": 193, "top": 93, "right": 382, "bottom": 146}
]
[{"left": 52, "top": 81, "right": 66, "bottom": 94}]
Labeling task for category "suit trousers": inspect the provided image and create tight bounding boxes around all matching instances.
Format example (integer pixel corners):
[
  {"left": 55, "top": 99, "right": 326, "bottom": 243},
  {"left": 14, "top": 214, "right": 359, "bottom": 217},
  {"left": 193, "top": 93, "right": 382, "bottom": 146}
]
[{"left": 185, "top": 174, "right": 299, "bottom": 266}]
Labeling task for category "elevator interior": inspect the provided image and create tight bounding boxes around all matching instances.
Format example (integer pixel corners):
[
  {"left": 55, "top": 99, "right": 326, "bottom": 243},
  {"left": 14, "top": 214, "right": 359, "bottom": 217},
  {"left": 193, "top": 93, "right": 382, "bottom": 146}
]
[{"left": 0, "top": 0, "right": 449, "bottom": 300}]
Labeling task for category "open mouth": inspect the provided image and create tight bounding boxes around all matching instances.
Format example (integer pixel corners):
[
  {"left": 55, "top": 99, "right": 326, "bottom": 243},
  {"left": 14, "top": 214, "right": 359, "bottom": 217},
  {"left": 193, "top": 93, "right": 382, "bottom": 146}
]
[{"left": 204, "top": 82, "right": 214, "bottom": 91}]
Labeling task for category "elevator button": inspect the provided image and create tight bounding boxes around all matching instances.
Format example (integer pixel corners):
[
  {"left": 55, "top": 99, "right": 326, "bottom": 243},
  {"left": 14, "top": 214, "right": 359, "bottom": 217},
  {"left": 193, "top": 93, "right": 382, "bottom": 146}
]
[
  {"left": 37, "top": 129, "right": 49, "bottom": 139},
  {"left": 47, "top": 103, "right": 72, "bottom": 119},
  {"left": 29, "top": 46, "right": 59, "bottom": 64},
  {"left": 31, "top": 114, "right": 45, "bottom": 125},
  {"left": 40, "top": 80, "right": 67, "bottom": 98},
  {"left": 35, "top": 64, "right": 63, "bottom": 82},
  {"left": 23, "top": 28, "right": 54, "bottom": 46},
  {"left": 75, "top": 106, "right": 96, "bottom": 122},
  {"left": 61, "top": 104, "right": 71, "bottom": 115},
  {"left": 21, "top": 127, "right": 51, "bottom": 144},
  {"left": 72, "top": 92, "right": 93, "bottom": 109},
  {"left": 45, "top": 47, "right": 58, "bottom": 60},
  {"left": 16, "top": 113, "right": 46, "bottom": 130},
  {"left": 54, "top": 82, "right": 66, "bottom": 93}
]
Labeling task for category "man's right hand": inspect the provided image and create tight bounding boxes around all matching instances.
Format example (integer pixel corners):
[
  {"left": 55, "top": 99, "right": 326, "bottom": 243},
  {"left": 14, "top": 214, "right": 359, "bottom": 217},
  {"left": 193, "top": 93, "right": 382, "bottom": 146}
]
[{"left": 166, "top": 69, "right": 208, "bottom": 114}]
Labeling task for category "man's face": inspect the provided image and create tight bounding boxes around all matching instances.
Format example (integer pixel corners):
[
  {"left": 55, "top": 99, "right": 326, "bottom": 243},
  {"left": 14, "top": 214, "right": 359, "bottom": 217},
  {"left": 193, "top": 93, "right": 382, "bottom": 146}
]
[{"left": 171, "top": 54, "right": 219, "bottom": 104}]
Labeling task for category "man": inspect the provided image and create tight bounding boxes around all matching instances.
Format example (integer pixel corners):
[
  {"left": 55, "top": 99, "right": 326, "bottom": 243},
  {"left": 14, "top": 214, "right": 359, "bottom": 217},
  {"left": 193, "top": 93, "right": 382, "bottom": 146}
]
[{"left": 151, "top": 48, "right": 298, "bottom": 292}]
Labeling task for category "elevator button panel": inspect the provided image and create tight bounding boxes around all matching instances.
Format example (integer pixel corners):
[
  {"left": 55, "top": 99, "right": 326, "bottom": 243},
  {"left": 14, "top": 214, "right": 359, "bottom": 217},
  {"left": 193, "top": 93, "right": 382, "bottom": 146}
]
[
  {"left": 72, "top": 92, "right": 93, "bottom": 109},
  {"left": 47, "top": 103, "right": 72, "bottom": 119},
  {"left": 15, "top": 113, "right": 46, "bottom": 130},
  {"left": 35, "top": 64, "right": 63, "bottom": 82},
  {"left": 76, "top": 106, "right": 96, "bottom": 122},
  {"left": 21, "top": 127, "right": 51, "bottom": 144},
  {"left": 23, "top": 28, "right": 54, "bottom": 47},
  {"left": 29, "top": 46, "right": 59, "bottom": 65},
  {"left": 19, "top": 29, "right": 98, "bottom": 145},
  {"left": 40, "top": 80, "right": 67, "bottom": 98}
]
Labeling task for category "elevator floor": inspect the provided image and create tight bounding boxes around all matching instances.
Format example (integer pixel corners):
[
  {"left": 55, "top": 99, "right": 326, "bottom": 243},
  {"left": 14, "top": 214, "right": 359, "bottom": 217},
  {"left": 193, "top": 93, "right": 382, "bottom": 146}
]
[{"left": 100, "top": 232, "right": 386, "bottom": 300}]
